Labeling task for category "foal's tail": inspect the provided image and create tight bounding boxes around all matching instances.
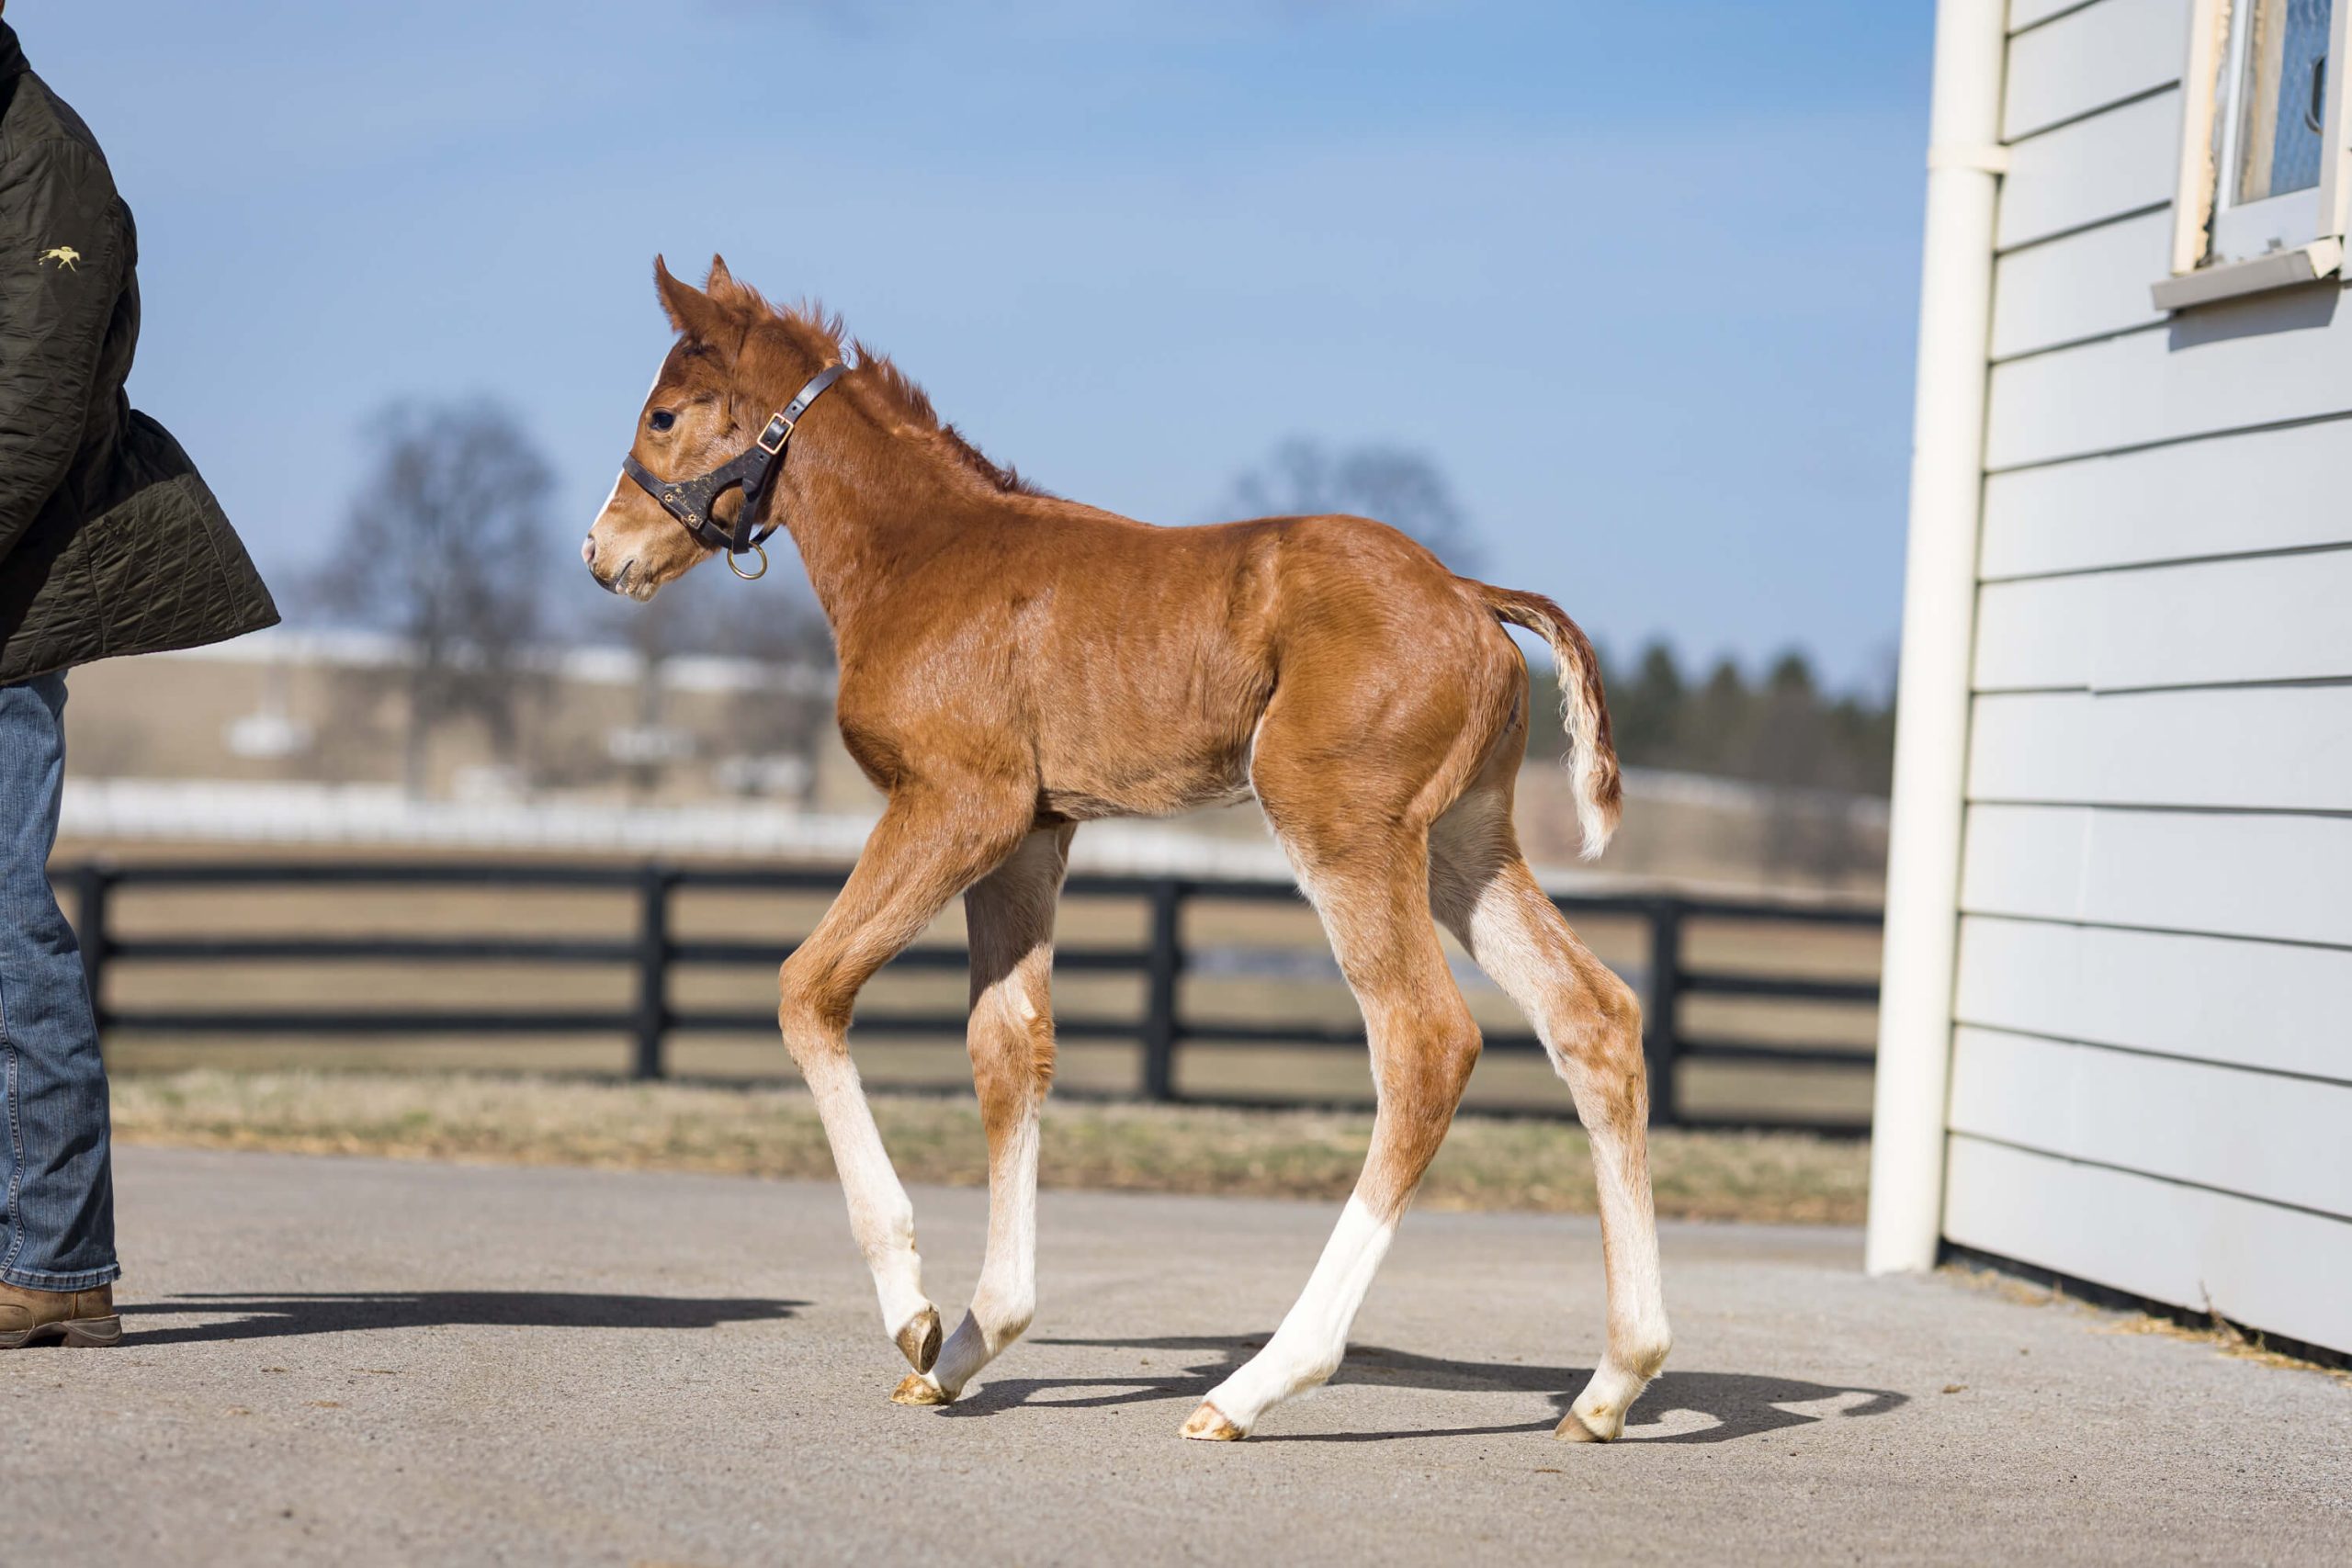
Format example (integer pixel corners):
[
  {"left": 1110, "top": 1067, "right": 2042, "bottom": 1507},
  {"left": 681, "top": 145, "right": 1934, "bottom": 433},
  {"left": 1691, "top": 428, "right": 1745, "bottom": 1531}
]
[{"left": 1469, "top": 581, "right": 1623, "bottom": 859}]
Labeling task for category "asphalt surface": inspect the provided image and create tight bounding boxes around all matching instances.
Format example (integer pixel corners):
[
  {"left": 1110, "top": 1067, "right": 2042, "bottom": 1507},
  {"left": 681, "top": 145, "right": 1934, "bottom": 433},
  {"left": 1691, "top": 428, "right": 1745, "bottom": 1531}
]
[{"left": 4, "top": 1146, "right": 2347, "bottom": 1565}]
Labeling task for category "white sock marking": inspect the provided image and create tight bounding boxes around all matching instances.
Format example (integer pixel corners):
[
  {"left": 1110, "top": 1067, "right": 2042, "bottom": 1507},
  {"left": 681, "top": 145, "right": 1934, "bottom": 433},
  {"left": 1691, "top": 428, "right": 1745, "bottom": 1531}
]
[
  {"left": 798, "top": 1051, "right": 931, "bottom": 1336},
  {"left": 1204, "top": 1196, "right": 1396, "bottom": 1430}
]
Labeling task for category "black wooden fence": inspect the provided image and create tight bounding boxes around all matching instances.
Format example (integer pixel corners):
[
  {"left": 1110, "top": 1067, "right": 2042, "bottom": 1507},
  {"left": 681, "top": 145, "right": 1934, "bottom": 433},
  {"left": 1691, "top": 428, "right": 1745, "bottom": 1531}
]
[{"left": 55, "top": 859, "right": 1882, "bottom": 1131}]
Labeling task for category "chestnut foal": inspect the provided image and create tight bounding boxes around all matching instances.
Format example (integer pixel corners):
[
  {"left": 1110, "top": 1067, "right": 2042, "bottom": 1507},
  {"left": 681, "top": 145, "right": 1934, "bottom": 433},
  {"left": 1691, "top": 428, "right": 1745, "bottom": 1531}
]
[{"left": 583, "top": 257, "right": 1671, "bottom": 1442}]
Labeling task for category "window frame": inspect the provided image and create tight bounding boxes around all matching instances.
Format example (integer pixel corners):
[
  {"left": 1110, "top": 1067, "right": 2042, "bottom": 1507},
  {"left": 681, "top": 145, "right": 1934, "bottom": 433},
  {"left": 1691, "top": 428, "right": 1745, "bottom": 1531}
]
[{"left": 2156, "top": 0, "right": 2352, "bottom": 310}]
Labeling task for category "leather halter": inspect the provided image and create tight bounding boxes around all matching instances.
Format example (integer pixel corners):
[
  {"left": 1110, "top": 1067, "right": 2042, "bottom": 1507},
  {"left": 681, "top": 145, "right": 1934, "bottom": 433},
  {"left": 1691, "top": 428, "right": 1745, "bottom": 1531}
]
[{"left": 620, "top": 363, "right": 846, "bottom": 577}]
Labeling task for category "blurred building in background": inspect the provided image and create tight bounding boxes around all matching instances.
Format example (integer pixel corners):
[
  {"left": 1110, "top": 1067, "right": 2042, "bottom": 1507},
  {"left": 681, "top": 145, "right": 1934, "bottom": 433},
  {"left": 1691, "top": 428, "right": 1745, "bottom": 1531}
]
[
  {"left": 66, "top": 630, "right": 840, "bottom": 807},
  {"left": 57, "top": 627, "right": 1889, "bottom": 895}
]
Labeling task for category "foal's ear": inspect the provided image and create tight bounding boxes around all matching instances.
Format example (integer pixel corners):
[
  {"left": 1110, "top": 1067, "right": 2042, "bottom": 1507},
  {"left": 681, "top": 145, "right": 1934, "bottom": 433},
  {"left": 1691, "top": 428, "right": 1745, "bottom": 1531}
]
[
  {"left": 705, "top": 253, "right": 739, "bottom": 298},
  {"left": 652, "top": 254, "right": 725, "bottom": 342}
]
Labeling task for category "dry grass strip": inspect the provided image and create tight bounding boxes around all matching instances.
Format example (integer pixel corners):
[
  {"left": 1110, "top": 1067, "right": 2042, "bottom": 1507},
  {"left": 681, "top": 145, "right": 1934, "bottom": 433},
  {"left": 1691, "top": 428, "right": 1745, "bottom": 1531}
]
[
  {"left": 110, "top": 1069, "right": 1871, "bottom": 1226},
  {"left": 1939, "top": 1263, "right": 2351, "bottom": 1387}
]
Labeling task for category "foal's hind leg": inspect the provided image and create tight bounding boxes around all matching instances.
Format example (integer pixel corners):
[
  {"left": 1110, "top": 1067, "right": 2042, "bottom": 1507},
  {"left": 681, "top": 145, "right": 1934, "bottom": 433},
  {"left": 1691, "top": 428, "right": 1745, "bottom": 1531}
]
[
  {"left": 781, "top": 786, "right": 1034, "bottom": 1376},
  {"left": 1430, "top": 787, "right": 1672, "bottom": 1440},
  {"left": 1182, "top": 826, "right": 1482, "bottom": 1440},
  {"left": 893, "top": 823, "right": 1073, "bottom": 1406}
]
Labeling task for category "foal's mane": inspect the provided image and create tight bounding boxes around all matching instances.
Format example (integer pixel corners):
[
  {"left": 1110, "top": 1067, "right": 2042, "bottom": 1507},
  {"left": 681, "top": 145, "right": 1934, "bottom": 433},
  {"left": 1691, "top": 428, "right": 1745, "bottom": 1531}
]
[{"left": 715, "top": 276, "right": 1046, "bottom": 499}]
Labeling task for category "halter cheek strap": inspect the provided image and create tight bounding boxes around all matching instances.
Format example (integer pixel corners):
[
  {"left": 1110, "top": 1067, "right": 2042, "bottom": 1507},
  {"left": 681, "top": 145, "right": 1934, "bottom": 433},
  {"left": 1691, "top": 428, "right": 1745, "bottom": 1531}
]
[{"left": 619, "top": 362, "right": 848, "bottom": 564}]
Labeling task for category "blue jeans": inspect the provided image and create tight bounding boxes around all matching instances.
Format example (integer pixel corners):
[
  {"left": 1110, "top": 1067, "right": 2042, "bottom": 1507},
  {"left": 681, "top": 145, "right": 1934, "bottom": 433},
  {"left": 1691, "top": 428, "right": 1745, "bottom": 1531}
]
[{"left": 0, "top": 673, "right": 117, "bottom": 1291}]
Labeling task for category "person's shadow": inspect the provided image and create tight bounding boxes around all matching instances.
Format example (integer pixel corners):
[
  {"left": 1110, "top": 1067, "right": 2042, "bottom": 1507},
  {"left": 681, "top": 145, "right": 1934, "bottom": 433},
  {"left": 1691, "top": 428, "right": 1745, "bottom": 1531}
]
[
  {"left": 938, "top": 1334, "right": 1906, "bottom": 1444},
  {"left": 119, "top": 1292, "right": 805, "bottom": 1347}
]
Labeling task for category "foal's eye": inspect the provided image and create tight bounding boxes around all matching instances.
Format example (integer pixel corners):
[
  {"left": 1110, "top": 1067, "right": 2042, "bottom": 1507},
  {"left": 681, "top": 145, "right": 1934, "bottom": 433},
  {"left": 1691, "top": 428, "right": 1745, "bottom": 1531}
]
[{"left": 648, "top": 410, "right": 676, "bottom": 433}]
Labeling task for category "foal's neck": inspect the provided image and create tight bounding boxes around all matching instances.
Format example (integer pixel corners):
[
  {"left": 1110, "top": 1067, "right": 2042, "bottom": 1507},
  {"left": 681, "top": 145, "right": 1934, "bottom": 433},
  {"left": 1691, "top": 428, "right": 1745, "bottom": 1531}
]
[
  {"left": 752, "top": 385, "right": 935, "bottom": 629},
  {"left": 757, "top": 364, "right": 1009, "bottom": 640}
]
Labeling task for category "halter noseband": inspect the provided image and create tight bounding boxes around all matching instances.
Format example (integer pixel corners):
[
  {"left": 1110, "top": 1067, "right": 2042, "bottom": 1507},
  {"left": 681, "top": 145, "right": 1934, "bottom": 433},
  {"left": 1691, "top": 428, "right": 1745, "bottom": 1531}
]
[{"left": 620, "top": 362, "right": 846, "bottom": 581}]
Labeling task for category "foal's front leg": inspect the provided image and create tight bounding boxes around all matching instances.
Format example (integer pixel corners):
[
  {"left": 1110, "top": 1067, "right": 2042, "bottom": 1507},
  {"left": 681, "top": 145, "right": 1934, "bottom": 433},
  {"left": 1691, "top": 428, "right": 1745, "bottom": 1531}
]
[
  {"left": 780, "top": 790, "right": 1032, "bottom": 1375},
  {"left": 893, "top": 824, "right": 1072, "bottom": 1405}
]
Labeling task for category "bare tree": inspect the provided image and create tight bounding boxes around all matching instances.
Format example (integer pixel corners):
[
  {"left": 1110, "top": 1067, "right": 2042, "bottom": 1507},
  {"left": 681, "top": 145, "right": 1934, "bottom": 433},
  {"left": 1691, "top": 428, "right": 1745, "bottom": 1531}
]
[
  {"left": 312, "top": 400, "right": 555, "bottom": 796},
  {"left": 1214, "top": 438, "right": 1482, "bottom": 572}
]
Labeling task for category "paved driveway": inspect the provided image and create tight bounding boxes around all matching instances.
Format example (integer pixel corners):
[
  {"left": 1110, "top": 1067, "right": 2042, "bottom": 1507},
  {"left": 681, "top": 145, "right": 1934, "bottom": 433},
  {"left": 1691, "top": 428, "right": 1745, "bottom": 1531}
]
[{"left": 3, "top": 1146, "right": 2346, "bottom": 1564}]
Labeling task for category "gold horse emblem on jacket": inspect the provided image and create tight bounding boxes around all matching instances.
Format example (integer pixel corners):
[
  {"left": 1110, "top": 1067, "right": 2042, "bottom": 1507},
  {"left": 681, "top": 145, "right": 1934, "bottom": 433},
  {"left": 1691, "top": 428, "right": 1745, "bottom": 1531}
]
[{"left": 39, "top": 245, "right": 80, "bottom": 270}]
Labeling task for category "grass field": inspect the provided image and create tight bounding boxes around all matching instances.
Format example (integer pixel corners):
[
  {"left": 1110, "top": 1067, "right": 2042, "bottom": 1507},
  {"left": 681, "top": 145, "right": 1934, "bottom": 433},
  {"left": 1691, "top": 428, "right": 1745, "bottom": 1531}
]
[{"left": 109, "top": 1069, "right": 1873, "bottom": 1225}]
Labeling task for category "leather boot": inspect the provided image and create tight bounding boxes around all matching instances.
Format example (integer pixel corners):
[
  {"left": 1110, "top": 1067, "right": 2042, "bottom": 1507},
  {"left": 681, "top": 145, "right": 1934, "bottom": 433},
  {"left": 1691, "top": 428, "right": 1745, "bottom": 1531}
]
[{"left": 0, "top": 1280, "right": 120, "bottom": 1348}]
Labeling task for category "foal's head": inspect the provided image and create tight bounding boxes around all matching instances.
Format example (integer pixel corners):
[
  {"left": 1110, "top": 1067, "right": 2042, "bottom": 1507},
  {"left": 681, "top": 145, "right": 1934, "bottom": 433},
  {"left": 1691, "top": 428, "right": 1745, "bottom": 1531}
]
[{"left": 582, "top": 254, "right": 823, "bottom": 601}]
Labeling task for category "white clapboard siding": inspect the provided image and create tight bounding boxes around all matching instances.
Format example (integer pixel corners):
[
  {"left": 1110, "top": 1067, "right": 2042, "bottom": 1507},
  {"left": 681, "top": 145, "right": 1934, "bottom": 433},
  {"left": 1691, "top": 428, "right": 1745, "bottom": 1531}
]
[
  {"left": 1968, "top": 686, "right": 2352, "bottom": 811},
  {"left": 1943, "top": 1136, "right": 2352, "bottom": 1352},
  {"left": 1961, "top": 803, "right": 2352, "bottom": 947},
  {"left": 1959, "top": 803, "right": 2092, "bottom": 914},
  {"left": 1956, "top": 915, "right": 2352, "bottom": 1082},
  {"left": 1981, "top": 418, "right": 2352, "bottom": 579},
  {"left": 1990, "top": 207, "right": 2170, "bottom": 359},
  {"left": 1987, "top": 287, "right": 2352, "bottom": 469},
  {"left": 1971, "top": 575, "right": 2098, "bottom": 689},
  {"left": 1949, "top": 1027, "right": 2352, "bottom": 1218},
  {"left": 2003, "top": 0, "right": 2187, "bottom": 140},
  {"left": 2011, "top": 0, "right": 2102, "bottom": 30},
  {"left": 1973, "top": 548, "right": 2352, "bottom": 690},
  {"left": 1996, "top": 89, "right": 2177, "bottom": 250},
  {"left": 1957, "top": 0, "right": 2351, "bottom": 1360}
]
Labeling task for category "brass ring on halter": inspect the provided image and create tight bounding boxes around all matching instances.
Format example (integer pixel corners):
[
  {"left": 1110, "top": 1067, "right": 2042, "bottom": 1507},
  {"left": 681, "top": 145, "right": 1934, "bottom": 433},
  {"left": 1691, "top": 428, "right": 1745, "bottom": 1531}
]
[{"left": 729, "top": 542, "right": 769, "bottom": 581}]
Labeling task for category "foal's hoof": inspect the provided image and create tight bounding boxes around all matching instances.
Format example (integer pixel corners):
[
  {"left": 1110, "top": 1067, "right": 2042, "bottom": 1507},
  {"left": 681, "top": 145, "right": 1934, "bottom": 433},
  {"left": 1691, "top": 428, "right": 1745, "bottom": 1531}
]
[
  {"left": 1555, "top": 1406, "right": 1621, "bottom": 1442},
  {"left": 1180, "top": 1401, "right": 1245, "bottom": 1441},
  {"left": 891, "top": 1372, "right": 954, "bottom": 1406},
  {"left": 895, "top": 1305, "right": 944, "bottom": 1373}
]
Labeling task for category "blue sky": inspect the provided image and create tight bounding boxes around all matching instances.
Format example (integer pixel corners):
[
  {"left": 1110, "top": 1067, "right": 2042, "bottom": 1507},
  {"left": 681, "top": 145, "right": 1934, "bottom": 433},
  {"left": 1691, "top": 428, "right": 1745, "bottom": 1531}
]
[{"left": 25, "top": 1, "right": 1931, "bottom": 686}]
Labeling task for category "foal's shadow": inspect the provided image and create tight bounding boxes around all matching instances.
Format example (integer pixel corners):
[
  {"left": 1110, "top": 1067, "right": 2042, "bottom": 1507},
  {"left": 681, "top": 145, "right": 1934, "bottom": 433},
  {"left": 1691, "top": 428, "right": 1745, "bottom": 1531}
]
[
  {"left": 940, "top": 1334, "right": 1905, "bottom": 1445},
  {"left": 119, "top": 1292, "right": 805, "bottom": 1347}
]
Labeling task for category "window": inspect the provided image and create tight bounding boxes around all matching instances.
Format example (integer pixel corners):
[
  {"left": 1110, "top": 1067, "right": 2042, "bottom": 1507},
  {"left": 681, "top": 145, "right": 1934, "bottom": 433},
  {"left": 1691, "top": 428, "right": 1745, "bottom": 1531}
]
[{"left": 2157, "top": 0, "right": 2352, "bottom": 308}]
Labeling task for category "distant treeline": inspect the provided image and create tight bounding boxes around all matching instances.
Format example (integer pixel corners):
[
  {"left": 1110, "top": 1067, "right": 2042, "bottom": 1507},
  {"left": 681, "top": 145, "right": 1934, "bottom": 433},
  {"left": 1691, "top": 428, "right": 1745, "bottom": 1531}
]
[{"left": 1534, "top": 642, "right": 1895, "bottom": 797}]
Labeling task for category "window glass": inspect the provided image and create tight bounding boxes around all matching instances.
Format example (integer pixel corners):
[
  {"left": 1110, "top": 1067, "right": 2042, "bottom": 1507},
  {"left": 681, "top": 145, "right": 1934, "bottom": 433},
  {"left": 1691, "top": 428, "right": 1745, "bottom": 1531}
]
[{"left": 2233, "top": 0, "right": 2335, "bottom": 205}]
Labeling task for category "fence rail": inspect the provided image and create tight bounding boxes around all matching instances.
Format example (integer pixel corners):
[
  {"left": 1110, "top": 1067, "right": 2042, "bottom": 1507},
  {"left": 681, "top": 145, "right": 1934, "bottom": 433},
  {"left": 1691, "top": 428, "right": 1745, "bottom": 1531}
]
[{"left": 56, "top": 859, "right": 1882, "bottom": 1132}]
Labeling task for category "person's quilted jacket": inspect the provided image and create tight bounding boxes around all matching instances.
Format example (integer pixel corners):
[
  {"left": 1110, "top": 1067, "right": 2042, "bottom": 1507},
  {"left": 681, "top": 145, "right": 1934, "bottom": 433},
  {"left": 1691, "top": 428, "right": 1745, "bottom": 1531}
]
[{"left": 0, "top": 21, "right": 275, "bottom": 684}]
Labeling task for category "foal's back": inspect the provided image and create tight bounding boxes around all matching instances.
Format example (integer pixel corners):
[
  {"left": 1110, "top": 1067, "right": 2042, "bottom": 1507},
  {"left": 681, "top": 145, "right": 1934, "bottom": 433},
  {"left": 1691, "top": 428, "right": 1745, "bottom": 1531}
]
[{"left": 839, "top": 506, "right": 1525, "bottom": 824}]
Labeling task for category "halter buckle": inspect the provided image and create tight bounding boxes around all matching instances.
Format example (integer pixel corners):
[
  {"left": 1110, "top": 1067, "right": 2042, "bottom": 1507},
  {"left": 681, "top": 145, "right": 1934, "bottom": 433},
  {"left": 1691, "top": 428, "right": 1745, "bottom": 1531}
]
[{"left": 755, "top": 413, "right": 794, "bottom": 455}]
